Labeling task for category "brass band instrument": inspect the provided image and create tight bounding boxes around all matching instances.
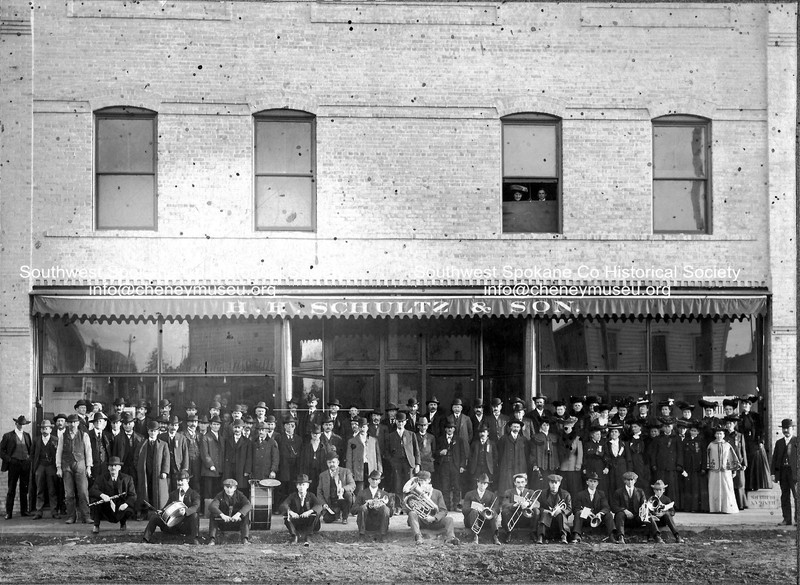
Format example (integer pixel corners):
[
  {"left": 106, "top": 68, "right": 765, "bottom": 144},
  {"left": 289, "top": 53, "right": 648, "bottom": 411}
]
[
  {"left": 589, "top": 512, "right": 604, "bottom": 528},
  {"left": 367, "top": 495, "right": 390, "bottom": 510},
  {"left": 638, "top": 496, "right": 663, "bottom": 523},
  {"left": 402, "top": 477, "right": 439, "bottom": 516},
  {"left": 548, "top": 499, "right": 568, "bottom": 517},
  {"left": 470, "top": 497, "right": 498, "bottom": 535},
  {"left": 507, "top": 489, "right": 541, "bottom": 532}
]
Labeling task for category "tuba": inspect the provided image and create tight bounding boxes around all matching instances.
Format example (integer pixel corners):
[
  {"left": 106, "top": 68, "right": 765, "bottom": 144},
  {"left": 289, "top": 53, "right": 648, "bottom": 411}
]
[
  {"left": 402, "top": 477, "right": 439, "bottom": 516},
  {"left": 470, "top": 497, "right": 498, "bottom": 535}
]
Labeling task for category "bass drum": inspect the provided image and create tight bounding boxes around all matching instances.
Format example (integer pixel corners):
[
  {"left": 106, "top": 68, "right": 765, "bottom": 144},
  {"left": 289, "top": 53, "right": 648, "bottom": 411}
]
[
  {"left": 161, "top": 501, "right": 187, "bottom": 528},
  {"left": 250, "top": 479, "right": 281, "bottom": 530}
]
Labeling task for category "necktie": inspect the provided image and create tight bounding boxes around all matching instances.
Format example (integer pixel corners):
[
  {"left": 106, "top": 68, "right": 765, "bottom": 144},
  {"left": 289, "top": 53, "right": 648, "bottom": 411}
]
[
  {"left": 179, "top": 490, "right": 185, "bottom": 501},
  {"left": 98, "top": 433, "right": 106, "bottom": 463}
]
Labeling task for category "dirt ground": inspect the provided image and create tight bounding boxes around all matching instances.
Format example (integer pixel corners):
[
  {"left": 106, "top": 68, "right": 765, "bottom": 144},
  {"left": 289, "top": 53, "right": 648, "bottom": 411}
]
[{"left": 0, "top": 527, "right": 794, "bottom": 584}]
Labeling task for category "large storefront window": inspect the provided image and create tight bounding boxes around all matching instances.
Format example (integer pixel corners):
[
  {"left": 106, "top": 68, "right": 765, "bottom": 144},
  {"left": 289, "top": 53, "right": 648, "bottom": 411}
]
[{"left": 537, "top": 316, "right": 763, "bottom": 408}]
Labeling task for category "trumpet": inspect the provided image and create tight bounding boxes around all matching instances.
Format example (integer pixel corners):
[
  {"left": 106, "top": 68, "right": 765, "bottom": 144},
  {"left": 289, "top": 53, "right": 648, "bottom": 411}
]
[
  {"left": 402, "top": 477, "right": 439, "bottom": 517},
  {"left": 507, "top": 489, "right": 541, "bottom": 532},
  {"left": 367, "top": 495, "right": 390, "bottom": 510},
  {"left": 548, "top": 499, "right": 568, "bottom": 517},
  {"left": 470, "top": 497, "right": 498, "bottom": 535}
]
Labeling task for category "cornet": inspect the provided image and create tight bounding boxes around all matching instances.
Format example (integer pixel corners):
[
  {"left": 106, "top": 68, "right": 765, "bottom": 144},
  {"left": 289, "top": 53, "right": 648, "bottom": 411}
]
[
  {"left": 507, "top": 489, "right": 541, "bottom": 532},
  {"left": 470, "top": 497, "right": 498, "bottom": 535},
  {"left": 367, "top": 495, "right": 390, "bottom": 510},
  {"left": 548, "top": 499, "right": 568, "bottom": 516}
]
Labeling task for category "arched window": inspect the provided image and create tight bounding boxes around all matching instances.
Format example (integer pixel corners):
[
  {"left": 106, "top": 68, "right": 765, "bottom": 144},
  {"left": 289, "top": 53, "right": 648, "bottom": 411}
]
[
  {"left": 254, "top": 109, "right": 316, "bottom": 231},
  {"left": 95, "top": 106, "right": 157, "bottom": 230},
  {"left": 652, "top": 115, "right": 711, "bottom": 233},
  {"left": 501, "top": 113, "right": 561, "bottom": 233}
]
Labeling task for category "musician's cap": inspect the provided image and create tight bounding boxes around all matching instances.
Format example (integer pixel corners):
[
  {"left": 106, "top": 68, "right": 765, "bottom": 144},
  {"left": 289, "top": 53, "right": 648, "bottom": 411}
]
[
  {"left": 547, "top": 474, "right": 563, "bottom": 483},
  {"left": 698, "top": 399, "right": 718, "bottom": 409},
  {"left": 65, "top": 414, "right": 80, "bottom": 423},
  {"left": 585, "top": 471, "right": 600, "bottom": 481},
  {"left": 358, "top": 417, "right": 369, "bottom": 426},
  {"left": 120, "top": 412, "right": 134, "bottom": 423},
  {"left": 475, "top": 474, "right": 491, "bottom": 484},
  {"left": 563, "top": 416, "right": 578, "bottom": 426},
  {"left": 781, "top": 418, "right": 795, "bottom": 428},
  {"left": 222, "top": 478, "right": 238, "bottom": 488},
  {"left": 209, "top": 401, "right": 222, "bottom": 410},
  {"left": 416, "top": 470, "right": 432, "bottom": 481},
  {"left": 427, "top": 396, "right": 440, "bottom": 405},
  {"left": 368, "top": 470, "right": 382, "bottom": 480},
  {"left": 107, "top": 456, "right": 123, "bottom": 466},
  {"left": 407, "top": 397, "right": 419, "bottom": 407},
  {"left": 395, "top": 412, "right": 407, "bottom": 422},
  {"left": 739, "top": 394, "right": 758, "bottom": 403},
  {"left": 146, "top": 420, "right": 160, "bottom": 431},
  {"left": 295, "top": 474, "right": 310, "bottom": 485},
  {"left": 512, "top": 473, "right": 527, "bottom": 482},
  {"left": 722, "top": 398, "right": 739, "bottom": 408},
  {"left": 651, "top": 479, "right": 668, "bottom": 490},
  {"left": 622, "top": 471, "right": 638, "bottom": 480},
  {"left": 254, "top": 422, "right": 268, "bottom": 430},
  {"left": 209, "top": 415, "right": 222, "bottom": 424},
  {"left": 92, "top": 412, "right": 108, "bottom": 421},
  {"left": 451, "top": 398, "right": 463, "bottom": 407},
  {"left": 490, "top": 397, "right": 503, "bottom": 406},
  {"left": 386, "top": 402, "right": 399, "bottom": 412},
  {"left": 327, "top": 398, "right": 341, "bottom": 407},
  {"left": 39, "top": 419, "right": 53, "bottom": 428},
  {"left": 113, "top": 397, "right": 127, "bottom": 406},
  {"left": 176, "top": 470, "right": 192, "bottom": 481},
  {"left": 254, "top": 401, "right": 268, "bottom": 411},
  {"left": 416, "top": 416, "right": 429, "bottom": 426}
]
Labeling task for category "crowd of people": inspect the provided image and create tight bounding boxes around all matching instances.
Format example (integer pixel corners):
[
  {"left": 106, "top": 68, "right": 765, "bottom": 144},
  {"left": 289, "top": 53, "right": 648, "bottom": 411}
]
[{"left": 0, "top": 392, "right": 794, "bottom": 546}]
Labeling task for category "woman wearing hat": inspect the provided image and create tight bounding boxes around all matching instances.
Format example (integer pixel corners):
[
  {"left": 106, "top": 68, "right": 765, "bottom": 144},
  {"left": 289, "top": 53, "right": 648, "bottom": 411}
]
[
  {"left": 738, "top": 394, "right": 771, "bottom": 492},
  {"left": 0, "top": 415, "right": 33, "bottom": 519},
  {"left": 705, "top": 425, "right": 741, "bottom": 513}
]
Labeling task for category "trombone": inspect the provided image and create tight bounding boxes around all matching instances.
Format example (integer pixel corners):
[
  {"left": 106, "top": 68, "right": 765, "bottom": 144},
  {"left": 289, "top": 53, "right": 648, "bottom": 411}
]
[
  {"left": 507, "top": 489, "right": 541, "bottom": 532},
  {"left": 470, "top": 497, "right": 498, "bottom": 535}
]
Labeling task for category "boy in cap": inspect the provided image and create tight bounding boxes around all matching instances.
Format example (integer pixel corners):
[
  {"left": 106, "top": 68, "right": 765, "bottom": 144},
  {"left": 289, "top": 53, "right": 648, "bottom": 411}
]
[
  {"left": 280, "top": 473, "right": 323, "bottom": 545},
  {"left": 770, "top": 418, "right": 797, "bottom": 525},
  {"left": 645, "top": 479, "right": 684, "bottom": 543},
  {"left": 404, "top": 470, "right": 459, "bottom": 546},
  {"left": 535, "top": 474, "right": 572, "bottom": 544},
  {"left": 208, "top": 478, "right": 252, "bottom": 545},
  {"left": 499, "top": 472, "right": 539, "bottom": 543},
  {"left": 0, "top": 415, "right": 32, "bottom": 519},
  {"left": 570, "top": 471, "right": 613, "bottom": 543},
  {"left": 352, "top": 469, "right": 392, "bottom": 541},
  {"left": 317, "top": 452, "right": 356, "bottom": 524},
  {"left": 142, "top": 469, "right": 201, "bottom": 545},
  {"left": 462, "top": 473, "right": 501, "bottom": 545},
  {"left": 610, "top": 471, "right": 647, "bottom": 544},
  {"left": 29, "top": 419, "right": 59, "bottom": 519},
  {"left": 89, "top": 456, "right": 136, "bottom": 534}
]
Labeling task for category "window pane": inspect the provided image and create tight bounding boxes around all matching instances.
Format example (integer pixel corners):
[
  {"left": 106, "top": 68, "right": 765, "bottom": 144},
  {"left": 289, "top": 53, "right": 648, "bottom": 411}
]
[
  {"left": 161, "top": 319, "right": 279, "bottom": 373},
  {"left": 427, "top": 372, "right": 477, "bottom": 407},
  {"left": 331, "top": 373, "right": 378, "bottom": 410},
  {"left": 653, "top": 125, "right": 706, "bottom": 179},
  {"left": 162, "top": 376, "right": 277, "bottom": 415},
  {"left": 388, "top": 372, "right": 422, "bottom": 408},
  {"left": 503, "top": 200, "right": 559, "bottom": 233},
  {"left": 43, "top": 319, "right": 158, "bottom": 374},
  {"left": 330, "top": 320, "right": 379, "bottom": 364},
  {"left": 720, "top": 318, "right": 758, "bottom": 371},
  {"left": 292, "top": 319, "right": 324, "bottom": 370},
  {"left": 255, "top": 176, "right": 313, "bottom": 229},
  {"left": 653, "top": 180, "right": 706, "bottom": 232},
  {"left": 387, "top": 320, "right": 421, "bottom": 362},
  {"left": 97, "top": 175, "right": 155, "bottom": 229},
  {"left": 539, "top": 319, "right": 646, "bottom": 372},
  {"left": 42, "top": 376, "right": 157, "bottom": 421},
  {"left": 503, "top": 124, "right": 556, "bottom": 177},
  {"left": 97, "top": 118, "right": 154, "bottom": 173},
  {"left": 483, "top": 317, "right": 525, "bottom": 373},
  {"left": 650, "top": 374, "right": 758, "bottom": 405},
  {"left": 427, "top": 319, "right": 477, "bottom": 362},
  {"left": 291, "top": 376, "right": 324, "bottom": 408},
  {"left": 255, "top": 121, "right": 312, "bottom": 175}
]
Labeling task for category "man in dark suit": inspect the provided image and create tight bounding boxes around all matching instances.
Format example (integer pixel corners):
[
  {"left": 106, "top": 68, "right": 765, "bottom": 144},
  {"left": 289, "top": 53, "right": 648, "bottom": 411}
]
[
  {"left": 88, "top": 412, "right": 112, "bottom": 487},
  {"left": 317, "top": 451, "right": 356, "bottom": 524},
  {"left": 469, "top": 426, "right": 496, "bottom": 488},
  {"left": 280, "top": 473, "right": 323, "bottom": 545},
  {"left": 771, "top": 418, "right": 798, "bottom": 526},
  {"left": 436, "top": 421, "right": 468, "bottom": 510},
  {"left": 208, "top": 478, "right": 252, "bottom": 545},
  {"left": 461, "top": 473, "right": 500, "bottom": 545},
  {"left": 89, "top": 456, "right": 136, "bottom": 534},
  {"left": 535, "top": 474, "right": 572, "bottom": 544},
  {"left": 570, "top": 471, "right": 613, "bottom": 543},
  {"left": 113, "top": 412, "right": 143, "bottom": 487},
  {"left": 611, "top": 470, "right": 648, "bottom": 544},
  {"left": 142, "top": 470, "right": 201, "bottom": 544},
  {"left": 352, "top": 470, "right": 393, "bottom": 541},
  {"left": 384, "top": 413, "right": 421, "bottom": 514},
  {"left": 0, "top": 415, "right": 33, "bottom": 519},
  {"left": 425, "top": 397, "right": 446, "bottom": 439},
  {"left": 29, "top": 419, "right": 59, "bottom": 519},
  {"left": 346, "top": 418, "right": 382, "bottom": 495},
  {"left": 485, "top": 398, "right": 509, "bottom": 443},
  {"left": 469, "top": 398, "right": 486, "bottom": 437},
  {"left": 528, "top": 395, "right": 552, "bottom": 434},
  {"left": 159, "top": 416, "right": 190, "bottom": 492}
]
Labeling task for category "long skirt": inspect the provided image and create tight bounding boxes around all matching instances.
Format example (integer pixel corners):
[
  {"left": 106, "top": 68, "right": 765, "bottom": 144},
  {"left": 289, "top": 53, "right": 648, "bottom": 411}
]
[
  {"left": 745, "top": 442, "right": 773, "bottom": 491},
  {"left": 708, "top": 470, "right": 739, "bottom": 513}
]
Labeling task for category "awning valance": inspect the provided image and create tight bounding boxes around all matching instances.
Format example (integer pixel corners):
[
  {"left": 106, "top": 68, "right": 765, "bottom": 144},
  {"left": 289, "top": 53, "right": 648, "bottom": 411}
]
[{"left": 31, "top": 294, "right": 768, "bottom": 322}]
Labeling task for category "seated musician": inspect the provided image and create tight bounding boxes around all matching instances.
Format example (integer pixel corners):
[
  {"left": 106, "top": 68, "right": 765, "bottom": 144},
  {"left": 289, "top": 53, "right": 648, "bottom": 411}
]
[
  {"left": 570, "top": 471, "right": 614, "bottom": 543},
  {"left": 462, "top": 473, "right": 501, "bottom": 545},
  {"left": 141, "top": 470, "right": 201, "bottom": 545},
  {"left": 208, "top": 478, "right": 252, "bottom": 546},
  {"left": 645, "top": 479, "right": 684, "bottom": 543},
  {"left": 351, "top": 470, "right": 393, "bottom": 542},
  {"left": 280, "top": 473, "right": 323, "bottom": 546},
  {"left": 89, "top": 456, "right": 136, "bottom": 534},
  {"left": 610, "top": 470, "right": 647, "bottom": 544},
  {"left": 404, "top": 470, "right": 459, "bottom": 546},
  {"left": 500, "top": 473, "right": 540, "bottom": 543},
  {"left": 536, "top": 474, "right": 572, "bottom": 544},
  {"left": 317, "top": 451, "right": 356, "bottom": 524}
]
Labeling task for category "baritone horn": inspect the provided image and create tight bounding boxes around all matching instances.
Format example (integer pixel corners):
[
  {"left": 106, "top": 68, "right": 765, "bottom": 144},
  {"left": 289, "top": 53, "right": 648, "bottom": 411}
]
[
  {"left": 470, "top": 497, "right": 498, "bottom": 534},
  {"left": 402, "top": 477, "right": 439, "bottom": 516}
]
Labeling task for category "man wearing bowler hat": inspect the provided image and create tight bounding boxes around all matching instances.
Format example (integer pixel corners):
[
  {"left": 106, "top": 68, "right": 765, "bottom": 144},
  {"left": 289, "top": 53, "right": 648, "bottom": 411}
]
[
  {"left": 406, "top": 397, "right": 421, "bottom": 429},
  {"left": 317, "top": 451, "right": 356, "bottom": 524},
  {"left": 385, "top": 412, "right": 420, "bottom": 515},
  {"left": 29, "top": 419, "right": 59, "bottom": 519},
  {"left": 88, "top": 411, "right": 112, "bottom": 487},
  {"left": 136, "top": 419, "right": 170, "bottom": 515},
  {"left": 251, "top": 419, "right": 280, "bottom": 481},
  {"left": 346, "top": 417, "right": 382, "bottom": 495},
  {"left": 0, "top": 415, "right": 33, "bottom": 519},
  {"left": 89, "top": 456, "right": 136, "bottom": 534},
  {"left": 771, "top": 418, "right": 797, "bottom": 525},
  {"left": 280, "top": 473, "right": 323, "bottom": 545},
  {"left": 352, "top": 469, "right": 393, "bottom": 541},
  {"left": 73, "top": 399, "right": 90, "bottom": 432},
  {"left": 142, "top": 470, "right": 201, "bottom": 545},
  {"left": 462, "top": 473, "right": 501, "bottom": 545},
  {"left": 160, "top": 415, "right": 189, "bottom": 492},
  {"left": 56, "top": 413, "right": 93, "bottom": 523},
  {"left": 570, "top": 471, "right": 613, "bottom": 543}
]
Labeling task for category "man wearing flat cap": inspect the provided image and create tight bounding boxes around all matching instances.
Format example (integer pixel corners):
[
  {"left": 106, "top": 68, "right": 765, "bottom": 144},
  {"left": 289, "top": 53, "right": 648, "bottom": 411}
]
[
  {"left": 462, "top": 473, "right": 501, "bottom": 545},
  {"left": 280, "top": 473, "right": 323, "bottom": 545},
  {"left": 142, "top": 469, "right": 201, "bottom": 544},
  {"left": 56, "top": 413, "right": 94, "bottom": 523},
  {"left": 385, "top": 412, "right": 420, "bottom": 515},
  {"left": 251, "top": 420, "right": 280, "bottom": 481},
  {"left": 317, "top": 451, "right": 356, "bottom": 524},
  {"left": 346, "top": 417, "right": 382, "bottom": 495},
  {"left": 0, "top": 415, "right": 32, "bottom": 519},
  {"left": 29, "top": 419, "right": 59, "bottom": 519},
  {"left": 89, "top": 456, "right": 136, "bottom": 534},
  {"left": 351, "top": 469, "right": 392, "bottom": 541},
  {"left": 535, "top": 474, "right": 572, "bottom": 544},
  {"left": 404, "top": 470, "right": 459, "bottom": 546},
  {"left": 208, "top": 478, "right": 252, "bottom": 545},
  {"left": 610, "top": 470, "right": 647, "bottom": 544},
  {"left": 771, "top": 418, "right": 797, "bottom": 526},
  {"left": 135, "top": 419, "right": 170, "bottom": 515}
]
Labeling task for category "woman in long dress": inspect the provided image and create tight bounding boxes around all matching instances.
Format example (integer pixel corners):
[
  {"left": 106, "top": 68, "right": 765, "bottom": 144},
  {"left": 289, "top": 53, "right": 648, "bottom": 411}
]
[{"left": 706, "top": 427, "right": 742, "bottom": 513}]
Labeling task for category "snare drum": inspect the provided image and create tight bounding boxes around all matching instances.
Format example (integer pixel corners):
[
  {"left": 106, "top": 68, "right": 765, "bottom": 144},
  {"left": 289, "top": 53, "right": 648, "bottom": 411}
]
[
  {"left": 250, "top": 478, "right": 281, "bottom": 530},
  {"left": 161, "top": 501, "right": 187, "bottom": 528}
]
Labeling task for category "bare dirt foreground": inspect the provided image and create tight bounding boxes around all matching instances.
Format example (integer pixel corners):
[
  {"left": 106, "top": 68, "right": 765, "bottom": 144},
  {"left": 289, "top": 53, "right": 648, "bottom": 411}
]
[{"left": 0, "top": 528, "right": 794, "bottom": 584}]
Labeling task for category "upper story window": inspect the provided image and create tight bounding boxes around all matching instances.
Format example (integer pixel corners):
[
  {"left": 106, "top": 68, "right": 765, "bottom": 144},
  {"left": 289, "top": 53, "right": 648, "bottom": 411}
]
[
  {"left": 95, "top": 107, "right": 157, "bottom": 230},
  {"left": 501, "top": 113, "right": 561, "bottom": 233},
  {"left": 653, "top": 115, "right": 710, "bottom": 233},
  {"left": 254, "top": 109, "right": 316, "bottom": 231}
]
